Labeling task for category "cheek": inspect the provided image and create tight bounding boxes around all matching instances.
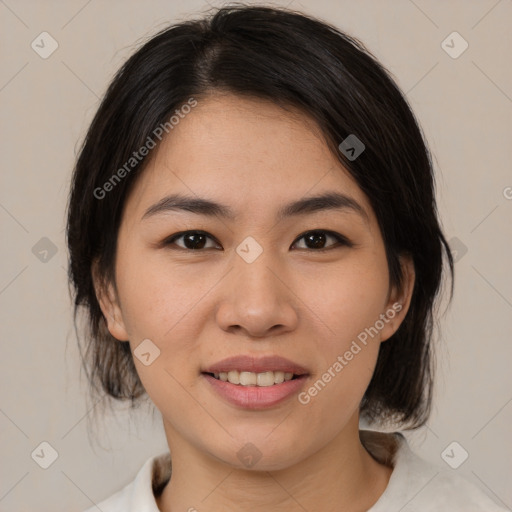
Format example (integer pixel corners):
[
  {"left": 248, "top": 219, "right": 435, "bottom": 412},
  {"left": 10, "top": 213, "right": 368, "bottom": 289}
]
[
  {"left": 115, "top": 250, "right": 207, "bottom": 341},
  {"left": 303, "top": 253, "right": 390, "bottom": 344},
  {"left": 296, "top": 282, "right": 385, "bottom": 437},
  {"left": 295, "top": 254, "right": 389, "bottom": 406},
  {"left": 296, "top": 346, "right": 378, "bottom": 449}
]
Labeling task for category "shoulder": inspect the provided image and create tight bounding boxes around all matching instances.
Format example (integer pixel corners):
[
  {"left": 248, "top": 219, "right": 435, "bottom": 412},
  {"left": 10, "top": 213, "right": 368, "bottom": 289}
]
[
  {"left": 82, "top": 485, "right": 131, "bottom": 512},
  {"left": 82, "top": 452, "right": 171, "bottom": 512},
  {"left": 420, "top": 470, "right": 508, "bottom": 510},
  {"left": 362, "top": 430, "right": 508, "bottom": 512}
]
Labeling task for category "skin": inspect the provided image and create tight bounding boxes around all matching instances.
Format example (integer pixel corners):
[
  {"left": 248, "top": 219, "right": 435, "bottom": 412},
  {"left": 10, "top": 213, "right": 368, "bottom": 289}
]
[{"left": 95, "top": 93, "right": 415, "bottom": 512}]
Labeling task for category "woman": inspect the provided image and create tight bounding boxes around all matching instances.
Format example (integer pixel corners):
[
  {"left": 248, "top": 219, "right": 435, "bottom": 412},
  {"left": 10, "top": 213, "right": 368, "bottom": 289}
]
[{"left": 66, "top": 5, "right": 506, "bottom": 511}]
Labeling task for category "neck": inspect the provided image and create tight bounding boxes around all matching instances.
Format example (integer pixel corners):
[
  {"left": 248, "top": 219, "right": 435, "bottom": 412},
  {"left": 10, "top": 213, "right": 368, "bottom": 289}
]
[{"left": 156, "top": 417, "right": 393, "bottom": 512}]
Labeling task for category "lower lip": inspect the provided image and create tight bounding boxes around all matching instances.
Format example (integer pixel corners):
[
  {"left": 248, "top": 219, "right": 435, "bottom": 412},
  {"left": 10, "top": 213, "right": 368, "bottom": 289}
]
[{"left": 202, "top": 373, "right": 308, "bottom": 409}]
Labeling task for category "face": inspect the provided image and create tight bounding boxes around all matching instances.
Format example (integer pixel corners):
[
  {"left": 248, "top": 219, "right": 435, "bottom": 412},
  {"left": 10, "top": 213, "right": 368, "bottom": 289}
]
[{"left": 96, "top": 94, "right": 414, "bottom": 471}]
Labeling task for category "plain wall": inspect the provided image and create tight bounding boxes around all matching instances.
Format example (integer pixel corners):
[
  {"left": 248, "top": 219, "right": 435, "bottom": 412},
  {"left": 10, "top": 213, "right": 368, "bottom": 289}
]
[{"left": 0, "top": 0, "right": 511, "bottom": 510}]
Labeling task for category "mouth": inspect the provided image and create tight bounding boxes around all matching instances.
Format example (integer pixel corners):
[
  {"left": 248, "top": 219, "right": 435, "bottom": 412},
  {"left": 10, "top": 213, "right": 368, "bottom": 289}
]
[{"left": 201, "top": 355, "right": 310, "bottom": 409}]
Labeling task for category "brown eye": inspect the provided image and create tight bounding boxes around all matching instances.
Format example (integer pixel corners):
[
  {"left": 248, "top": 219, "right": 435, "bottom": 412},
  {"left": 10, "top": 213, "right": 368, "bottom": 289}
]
[
  {"left": 165, "top": 231, "right": 220, "bottom": 250},
  {"left": 292, "top": 230, "right": 352, "bottom": 251},
  {"left": 163, "top": 229, "right": 352, "bottom": 252}
]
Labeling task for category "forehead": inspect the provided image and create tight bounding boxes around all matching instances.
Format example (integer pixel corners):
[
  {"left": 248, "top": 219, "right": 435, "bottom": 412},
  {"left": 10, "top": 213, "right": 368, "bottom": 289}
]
[{"left": 123, "top": 94, "right": 375, "bottom": 226}]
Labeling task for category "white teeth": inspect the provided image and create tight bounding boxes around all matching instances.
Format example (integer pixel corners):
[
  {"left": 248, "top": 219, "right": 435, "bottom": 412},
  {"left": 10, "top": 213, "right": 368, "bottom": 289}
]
[
  {"left": 212, "top": 370, "right": 296, "bottom": 386},
  {"left": 256, "top": 371, "right": 274, "bottom": 387},
  {"left": 227, "top": 370, "right": 240, "bottom": 384},
  {"left": 239, "top": 371, "right": 257, "bottom": 386},
  {"left": 274, "top": 371, "right": 285, "bottom": 384}
]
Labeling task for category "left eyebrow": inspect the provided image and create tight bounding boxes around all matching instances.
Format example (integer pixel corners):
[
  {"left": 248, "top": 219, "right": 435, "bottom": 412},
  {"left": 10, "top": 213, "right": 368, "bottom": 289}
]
[{"left": 141, "top": 191, "right": 369, "bottom": 224}]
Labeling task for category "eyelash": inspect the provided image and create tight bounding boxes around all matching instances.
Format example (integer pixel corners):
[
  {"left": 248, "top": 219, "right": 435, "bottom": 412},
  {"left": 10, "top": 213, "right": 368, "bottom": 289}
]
[{"left": 162, "top": 229, "right": 353, "bottom": 252}]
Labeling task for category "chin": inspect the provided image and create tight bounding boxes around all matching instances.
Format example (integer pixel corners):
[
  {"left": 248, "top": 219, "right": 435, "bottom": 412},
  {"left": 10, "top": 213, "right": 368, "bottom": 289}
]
[{"left": 207, "top": 434, "right": 310, "bottom": 472}]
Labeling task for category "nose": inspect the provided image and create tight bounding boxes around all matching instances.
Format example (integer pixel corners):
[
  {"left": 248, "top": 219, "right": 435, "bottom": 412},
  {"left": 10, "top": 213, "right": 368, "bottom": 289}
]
[{"left": 215, "top": 251, "right": 299, "bottom": 339}]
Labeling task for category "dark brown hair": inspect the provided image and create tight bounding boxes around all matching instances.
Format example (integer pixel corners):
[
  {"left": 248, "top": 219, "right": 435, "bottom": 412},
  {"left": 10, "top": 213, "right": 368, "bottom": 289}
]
[{"left": 66, "top": 4, "right": 454, "bottom": 429}]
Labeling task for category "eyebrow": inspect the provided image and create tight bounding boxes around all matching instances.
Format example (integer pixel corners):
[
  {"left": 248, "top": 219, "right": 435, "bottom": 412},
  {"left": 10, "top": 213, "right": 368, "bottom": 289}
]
[{"left": 142, "top": 191, "right": 369, "bottom": 223}]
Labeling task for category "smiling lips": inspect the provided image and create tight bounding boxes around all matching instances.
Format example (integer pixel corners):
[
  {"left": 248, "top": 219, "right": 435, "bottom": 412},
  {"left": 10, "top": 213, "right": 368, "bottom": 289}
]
[{"left": 202, "top": 355, "right": 310, "bottom": 409}]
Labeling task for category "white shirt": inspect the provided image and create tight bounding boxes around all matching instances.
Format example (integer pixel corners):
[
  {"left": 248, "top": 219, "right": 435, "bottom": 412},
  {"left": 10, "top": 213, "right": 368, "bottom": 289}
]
[{"left": 84, "top": 431, "right": 508, "bottom": 511}]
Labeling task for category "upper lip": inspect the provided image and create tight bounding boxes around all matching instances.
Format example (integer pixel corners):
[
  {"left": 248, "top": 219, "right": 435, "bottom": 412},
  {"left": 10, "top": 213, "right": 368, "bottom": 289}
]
[{"left": 203, "top": 355, "right": 309, "bottom": 375}]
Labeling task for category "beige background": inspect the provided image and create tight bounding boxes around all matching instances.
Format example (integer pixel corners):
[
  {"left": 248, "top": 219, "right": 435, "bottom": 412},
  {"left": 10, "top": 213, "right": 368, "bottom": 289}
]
[{"left": 0, "top": 0, "right": 511, "bottom": 510}]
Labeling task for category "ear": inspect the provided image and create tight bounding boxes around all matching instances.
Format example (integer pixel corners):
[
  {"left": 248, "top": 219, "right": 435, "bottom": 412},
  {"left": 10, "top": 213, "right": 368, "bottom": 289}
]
[
  {"left": 92, "top": 261, "right": 130, "bottom": 342},
  {"left": 379, "top": 254, "right": 415, "bottom": 342}
]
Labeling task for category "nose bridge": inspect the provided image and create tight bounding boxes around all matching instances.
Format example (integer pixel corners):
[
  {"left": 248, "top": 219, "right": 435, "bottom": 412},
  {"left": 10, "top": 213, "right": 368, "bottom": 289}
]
[
  {"left": 233, "top": 240, "right": 281, "bottom": 306},
  {"left": 215, "top": 239, "right": 298, "bottom": 336}
]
